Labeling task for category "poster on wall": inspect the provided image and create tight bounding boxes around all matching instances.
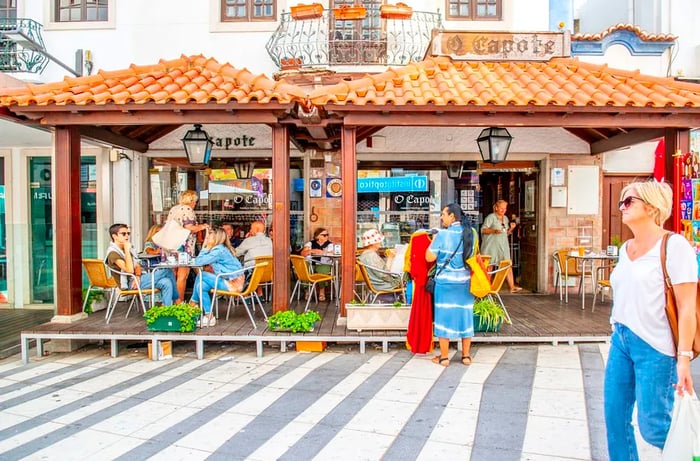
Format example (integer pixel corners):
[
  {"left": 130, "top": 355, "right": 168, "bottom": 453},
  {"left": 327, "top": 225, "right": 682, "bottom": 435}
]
[
  {"left": 309, "top": 179, "right": 322, "bottom": 198},
  {"left": 326, "top": 178, "right": 342, "bottom": 198}
]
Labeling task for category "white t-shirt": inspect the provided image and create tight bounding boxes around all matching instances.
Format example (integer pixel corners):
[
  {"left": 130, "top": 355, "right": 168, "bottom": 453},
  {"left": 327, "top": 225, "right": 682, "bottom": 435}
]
[{"left": 610, "top": 233, "right": 698, "bottom": 356}]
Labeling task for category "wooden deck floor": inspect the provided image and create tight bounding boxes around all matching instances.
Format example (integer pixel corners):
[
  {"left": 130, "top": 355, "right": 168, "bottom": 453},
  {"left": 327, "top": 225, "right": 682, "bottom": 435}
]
[
  {"left": 16, "top": 292, "right": 613, "bottom": 363},
  {"left": 0, "top": 308, "right": 55, "bottom": 359}
]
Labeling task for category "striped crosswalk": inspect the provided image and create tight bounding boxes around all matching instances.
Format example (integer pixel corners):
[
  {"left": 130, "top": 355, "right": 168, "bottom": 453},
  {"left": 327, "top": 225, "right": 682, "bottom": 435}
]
[{"left": 0, "top": 343, "right": 671, "bottom": 461}]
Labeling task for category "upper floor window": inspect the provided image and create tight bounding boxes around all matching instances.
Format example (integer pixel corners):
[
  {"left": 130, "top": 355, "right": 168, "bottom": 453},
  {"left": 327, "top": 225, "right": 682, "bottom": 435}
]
[
  {"left": 222, "top": 0, "right": 275, "bottom": 22},
  {"left": 447, "top": 0, "right": 501, "bottom": 20},
  {"left": 0, "top": 0, "right": 17, "bottom": 19},
  {"left": 55, "top": 0, "right": 108, "bottom": 22}
]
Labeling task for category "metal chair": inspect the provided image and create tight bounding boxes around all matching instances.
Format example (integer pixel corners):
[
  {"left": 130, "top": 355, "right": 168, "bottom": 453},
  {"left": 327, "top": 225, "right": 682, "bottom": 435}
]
[
  {"left": 211, "top": 262, "right": 268, "bottom": 328},
  {"left": 82, "top": 259, "right": 158, "bottom": 324},
  {"left": 254, "top": 255, "right": 273, "bottom": 301},
  {"left": 484, "top": 260, "right": 513, "bottom": 324},
  {"left": 553, "top": 249, "right": 594, "bottom": 302},
  {"left": 592, "top": 263, "right": 615, "bottom": 311},
  {"left": 290, "top": 255, "right": 334, "bottom": 312},
  {"left": 355, "top": 261, "right": 405, "bottom": 304}
]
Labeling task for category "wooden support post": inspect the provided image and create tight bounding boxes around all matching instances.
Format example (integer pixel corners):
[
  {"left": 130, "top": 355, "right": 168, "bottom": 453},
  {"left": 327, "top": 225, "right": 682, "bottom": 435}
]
[
  {"left": 54, "top": 127, "right": 84, "bottom": 317},
  {"left": 340, "top": 126, "right": 357, "bottom": 317},
  {"left": 272, "top": 125, "right": 290, "bottom": 313}
]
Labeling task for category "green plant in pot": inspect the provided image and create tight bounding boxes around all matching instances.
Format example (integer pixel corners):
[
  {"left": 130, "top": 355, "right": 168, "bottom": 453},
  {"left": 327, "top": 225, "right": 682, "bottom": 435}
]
[
  {"left": 268, "top": 310, "right": 321, "bottom": 333},
  {"left": 82, "top": 287, "right": 106, "bottom": 314},
  {"left": 473, "top": 298, "right": 508, "bottom": 332},
  {"left": 143, "top": 303, "right": 201, "bottom": 332}
]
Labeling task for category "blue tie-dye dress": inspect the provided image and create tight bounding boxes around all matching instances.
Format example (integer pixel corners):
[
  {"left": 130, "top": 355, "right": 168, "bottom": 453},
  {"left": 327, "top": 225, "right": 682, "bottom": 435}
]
[{"left": 428, "top": 223, "right": 474, "bottom": 339}]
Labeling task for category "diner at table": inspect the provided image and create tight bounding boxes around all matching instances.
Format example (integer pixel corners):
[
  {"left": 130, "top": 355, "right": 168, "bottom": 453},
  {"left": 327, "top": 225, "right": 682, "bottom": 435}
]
[
  {"left": 358, "top": 228, "right": 403, "bottom": 301},
  {"left": 300, "top": 227, "right": 335, "bottom": 302}
]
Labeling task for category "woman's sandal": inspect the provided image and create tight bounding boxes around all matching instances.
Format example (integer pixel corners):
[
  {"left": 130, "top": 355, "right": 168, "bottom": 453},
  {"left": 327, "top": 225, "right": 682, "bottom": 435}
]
[
  {"left": 510, "top": 287, "right": 523, "bottom": 293},
  {"left": 431, "top": 356, "right": 450, "bottom": 367},
  {"left": 461, "top": 355, "right": 472, "bottom": 366}
]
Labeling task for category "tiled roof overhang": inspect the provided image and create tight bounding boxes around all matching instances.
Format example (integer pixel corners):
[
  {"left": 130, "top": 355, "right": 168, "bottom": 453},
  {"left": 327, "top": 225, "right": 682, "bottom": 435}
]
[{"left": 2, "top": 54, "right": 700, "bottom": 153}]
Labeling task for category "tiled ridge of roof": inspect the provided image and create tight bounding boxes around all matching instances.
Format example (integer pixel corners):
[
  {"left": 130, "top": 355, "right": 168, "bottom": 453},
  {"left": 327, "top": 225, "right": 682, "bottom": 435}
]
[
  {"left": 0, "top": 55, "right": 306, "bottom": 106},
  {"left": 571, "top": 23, "right": 676, "bottom": 42},
  {"left": 307, "top": 56, "right": 700, "bottom": 107}
]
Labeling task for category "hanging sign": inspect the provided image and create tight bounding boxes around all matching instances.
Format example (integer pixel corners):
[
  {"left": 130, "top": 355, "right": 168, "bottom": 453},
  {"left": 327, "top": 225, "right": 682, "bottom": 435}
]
[{"left": 358, "top": 175, "right": 428, "bottom": 193}]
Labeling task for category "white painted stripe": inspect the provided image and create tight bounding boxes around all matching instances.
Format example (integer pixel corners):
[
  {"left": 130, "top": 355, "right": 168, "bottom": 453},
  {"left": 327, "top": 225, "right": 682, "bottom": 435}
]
[
  {"left": 247, "top": 352, "right": 395, "bottom": 461},
  {"left": 522, "top": 345, "right": 590, "bottom": 460},
  {"left": 417, "top": 346, "right": 506, "bottom": 460},
  {"left": 312, "top": 352, "right": 450, "bottom": 461}
]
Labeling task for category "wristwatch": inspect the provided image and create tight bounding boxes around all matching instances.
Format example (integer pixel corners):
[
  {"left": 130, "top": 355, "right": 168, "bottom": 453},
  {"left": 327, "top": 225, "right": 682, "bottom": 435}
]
[{"left": 677, "top": 350, "right": 694, "bottom": 359}]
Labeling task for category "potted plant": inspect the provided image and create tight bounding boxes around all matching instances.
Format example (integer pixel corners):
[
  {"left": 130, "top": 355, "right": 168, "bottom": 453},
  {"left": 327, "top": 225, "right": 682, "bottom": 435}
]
[
  {"left": 473, "top": 298, "right": 507, "bottom": 332},
  {"left": 268, "top": 310, "right": 321, "bottom": 333},
  {"left": 345, "top": 299, "right": 411, "bottom": 332},
  {"left": 82, "top": 287, "right": 106, "bottom": 314},
  {"left": 144, "top": 303, "right": 201, "bottom": 332}
]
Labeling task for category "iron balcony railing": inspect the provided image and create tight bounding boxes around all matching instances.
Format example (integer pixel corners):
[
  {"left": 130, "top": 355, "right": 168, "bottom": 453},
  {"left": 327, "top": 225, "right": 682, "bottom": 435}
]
[
  {"left": 266, "top": 7, "right": 442, "bottom": 70},
  {"left": 0, "top": 18, "right": 48, "bottom": 73}
]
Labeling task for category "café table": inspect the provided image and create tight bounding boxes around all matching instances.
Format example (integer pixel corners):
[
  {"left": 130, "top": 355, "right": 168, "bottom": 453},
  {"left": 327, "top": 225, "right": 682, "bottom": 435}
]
[
  {"left": 565, "top": 251, "right": 618, "bottom": 310},
  {"left": 306, "top": 252, "right": 342, "bottom": 306},
  {"left": 149, "top": 259, "right": 204, "bottom": 310}
]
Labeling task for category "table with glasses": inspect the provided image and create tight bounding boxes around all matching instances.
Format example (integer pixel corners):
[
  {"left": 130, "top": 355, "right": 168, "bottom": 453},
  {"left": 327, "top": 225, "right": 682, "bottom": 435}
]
[
  {"left": 149, "top": 260, "right": 204, "bottom": 310},
  {"left": 306, "top": 252, "right": 342, "bottom": 306},
  {"left": 565, "top": 251, "right": 618, "bottom": 310}
]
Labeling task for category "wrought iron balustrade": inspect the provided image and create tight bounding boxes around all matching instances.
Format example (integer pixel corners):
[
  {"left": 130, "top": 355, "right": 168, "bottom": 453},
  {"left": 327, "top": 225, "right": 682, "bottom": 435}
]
[
  {"left": 266, "top": 8, "right": 442, "bottom": 70},
  {"left": 0, "top": 18, "right": 48, "bottom": 73}
]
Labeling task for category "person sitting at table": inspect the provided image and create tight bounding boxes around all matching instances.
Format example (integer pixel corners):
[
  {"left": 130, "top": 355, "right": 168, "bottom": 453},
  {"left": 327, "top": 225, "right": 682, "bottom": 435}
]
[
  {"left": 235, "top": 221, "right": 273, "bottom": 268},
  {"left": 300, "top": 227, "right": 335, "bottom": 302},
  {"left": 358, "top": 228, "right": 402, "bottom": 297},
  {"left": 140, "top": 224, "right": 164, "bottom": 270},
  {"left": 105, "top": 223, "right": 178, "bottom": 306},
  {"left": 191, "top": 228, "right": 245, "bottom": 327},
  {"left": 222, "top": 223, "right": 244, "bottom": 248}
]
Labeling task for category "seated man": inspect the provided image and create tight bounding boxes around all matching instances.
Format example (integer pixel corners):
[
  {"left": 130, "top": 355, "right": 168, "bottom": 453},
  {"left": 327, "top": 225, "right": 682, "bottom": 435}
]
[
  {"left": 358, "top": 229, "right": 403, "bottom": 300},
  {"left": 235, "top": 221, "right": 273, "bottom": 267},
  {"left": 105, "top": 223, "right": 178, "bottom": 306}
]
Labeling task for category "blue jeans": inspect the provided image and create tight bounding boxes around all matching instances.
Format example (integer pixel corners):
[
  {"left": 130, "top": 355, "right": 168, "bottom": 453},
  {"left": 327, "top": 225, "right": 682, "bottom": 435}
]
[
  {"left": 604, "top": 323, "right": 676, "bottom": 461},
  {"left": 140, "top": 269, "right": 177, "bottom": 306},
  {"left": 190, "top": 272, "right": 230, "bottom": 314}
]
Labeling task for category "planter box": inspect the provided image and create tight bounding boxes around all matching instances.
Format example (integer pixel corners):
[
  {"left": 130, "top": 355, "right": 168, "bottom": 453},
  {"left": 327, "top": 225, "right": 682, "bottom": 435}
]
[
  {"left": 380, "top": 3, "right": 412, "bottom": 19},
  {"left": 474, "top": 313, "right": 502, "bottom": 333},
  {"left": 346, "top": 304, "right": 410, "bottom": 332},
  {"left": 333, "top": 5, "right": 366, "bottom": 20},
  {"left": 147, "top": 315, "right": 198, "bottom": 332},
  {"left": 290, "top": 3, "right": 323, "bottom": 20}
]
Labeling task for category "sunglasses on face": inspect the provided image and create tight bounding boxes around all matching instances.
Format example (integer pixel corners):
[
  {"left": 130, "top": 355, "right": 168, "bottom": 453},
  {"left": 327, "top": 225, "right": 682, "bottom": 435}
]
[
  {"left": 618, "top": 196, "right": 645, "bottom": 209},
  {"left": 118, "top": 232, "right": 131, "bottom": 236},
  {"left": 319, "top": 233, "right": 329, "bottom": 237}
]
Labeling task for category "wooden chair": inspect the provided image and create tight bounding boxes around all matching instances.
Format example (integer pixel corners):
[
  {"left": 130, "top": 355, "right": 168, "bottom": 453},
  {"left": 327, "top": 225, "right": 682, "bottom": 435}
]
[
  {"left": 484, "top": 259, "right": 513, "bottom": 324},
  {"left": 356, "top": 261, "right": 405, "bottom": 304},
  {"left": 553, "top": 249, "right": 594, "bottom": 302},
  {"left": 254, "top": 255, "right": 273, "bottom": 301},
  {"left": 83, "top": 259, "right": 158, "bottom": 324},
  {"left": 290, "top": 255, "right": 334, "bottom": 312},
  {"left": 211, "top": 262, "right": 268, "bottom": 328}
]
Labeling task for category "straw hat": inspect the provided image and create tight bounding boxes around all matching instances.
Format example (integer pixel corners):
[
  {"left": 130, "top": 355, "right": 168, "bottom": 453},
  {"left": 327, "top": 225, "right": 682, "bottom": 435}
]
[{"left": 362, "top": 229, "right": 384, "bottom": 247}]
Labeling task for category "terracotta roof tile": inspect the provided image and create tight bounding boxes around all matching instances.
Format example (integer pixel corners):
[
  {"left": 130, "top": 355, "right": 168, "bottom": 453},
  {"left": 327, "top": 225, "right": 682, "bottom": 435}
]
[
  {"left": 0, "top": 54, "right": 296, "bottom": 106},
  {"left": 572, "top": 23, "right": 676, "bottom": 42},
  {"left": 307, "top": 57, "right": 700, "bottom": 108}
]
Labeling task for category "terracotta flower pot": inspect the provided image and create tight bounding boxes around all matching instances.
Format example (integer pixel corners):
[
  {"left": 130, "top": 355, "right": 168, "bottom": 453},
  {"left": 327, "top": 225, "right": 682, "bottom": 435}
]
[
  {"left": 380, "top": 2, "right": 413, "bottom": 19},
  {"left": 290, "top": 3, "right": 323, "bottom": 20},
  {"left": 333, "top": 5, "right": 367, "bottom": 20}
]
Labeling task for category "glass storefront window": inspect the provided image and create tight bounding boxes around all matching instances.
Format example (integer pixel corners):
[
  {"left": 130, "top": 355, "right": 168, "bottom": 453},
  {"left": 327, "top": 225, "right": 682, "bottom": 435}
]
[
  {"left": 0, "top": 158, "right": 6, "bottom": 303},
  {"left": 28, "top": 156, "right": 98, "bottom": 303}
]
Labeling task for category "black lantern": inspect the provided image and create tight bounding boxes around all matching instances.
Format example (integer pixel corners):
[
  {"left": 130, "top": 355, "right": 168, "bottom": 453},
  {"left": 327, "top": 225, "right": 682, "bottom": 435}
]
[
  {"left": 446, "top": 161, "right": 463, "bottom": 179},
  {"left": 233, "top": 161, "right": 256, "bottom": 179},
  {"left": 181, "top": 124, "right": 213, "bottom": 166},
  {"left": 477, "top": 127, "right": 513, "bottom": 164}
]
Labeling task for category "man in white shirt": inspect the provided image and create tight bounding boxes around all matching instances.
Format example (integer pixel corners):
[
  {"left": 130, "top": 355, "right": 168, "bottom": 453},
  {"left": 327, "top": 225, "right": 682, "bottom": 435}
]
[{"left": 235, "top": 221, "right": 273, "bottom": 267}]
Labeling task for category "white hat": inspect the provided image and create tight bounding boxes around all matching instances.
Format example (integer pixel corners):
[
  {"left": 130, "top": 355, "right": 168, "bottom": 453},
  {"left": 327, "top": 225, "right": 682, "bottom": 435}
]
[{"left": 362, "top": 229, "right": 384, "bottom": 247}]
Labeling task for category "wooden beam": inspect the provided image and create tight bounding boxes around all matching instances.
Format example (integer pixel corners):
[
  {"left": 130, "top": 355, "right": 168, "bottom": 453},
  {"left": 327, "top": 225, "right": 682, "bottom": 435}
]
[
  {"left": 342, "top": 112, "right": 700, "bottom": 128},
  {"left": 271, "top": 125, "right": 290, "bottom": 314},
  {"left": 78, "top": 126, "right": 149, "bottom": 152},
  {"left": 340, "top": 126, "right": 357, "bottom": 317},
  {"left": 590, "top": 128, "right": 665, "bottom": 154},
  {"left": 54, "top": 127, "right": 83, "bottom": 317},
  {"left": 38, "top": 111, "right": 280, "bottom": 125}
]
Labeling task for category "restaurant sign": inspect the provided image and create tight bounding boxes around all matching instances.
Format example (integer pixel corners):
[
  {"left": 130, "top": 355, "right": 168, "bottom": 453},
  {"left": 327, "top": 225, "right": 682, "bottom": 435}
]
[
  {"left": 431, "top": 30, "right": 570, "bottom": 61},
  {"left": 358, "top": 175, "right": 428, "bottom": 193}
]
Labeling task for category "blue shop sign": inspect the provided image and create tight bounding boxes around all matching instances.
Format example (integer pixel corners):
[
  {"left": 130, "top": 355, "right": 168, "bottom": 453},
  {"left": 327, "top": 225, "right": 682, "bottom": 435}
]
[{"left": 358, "top": 175, "right": 428, "bottom": 193}]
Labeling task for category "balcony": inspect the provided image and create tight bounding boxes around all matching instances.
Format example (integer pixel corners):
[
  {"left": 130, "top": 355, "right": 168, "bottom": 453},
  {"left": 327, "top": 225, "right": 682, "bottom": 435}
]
[
  {"left": 266, "top": 7, "right": 442, "bottom": 70},
  {"left": 0, "top": 18, "right": 49, "bottom": 74}
]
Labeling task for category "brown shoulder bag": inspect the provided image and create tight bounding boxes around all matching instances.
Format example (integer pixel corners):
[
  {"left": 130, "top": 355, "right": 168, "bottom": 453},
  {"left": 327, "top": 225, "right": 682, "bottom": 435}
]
[{"left": 660, "top": 232, "right": 700, "bottom": 359}]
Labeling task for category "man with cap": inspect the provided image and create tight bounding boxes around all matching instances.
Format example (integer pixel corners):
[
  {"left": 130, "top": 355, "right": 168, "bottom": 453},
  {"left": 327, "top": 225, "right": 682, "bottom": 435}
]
[{"left": 358, "top": 228, "right": 402, "bottom": 295}]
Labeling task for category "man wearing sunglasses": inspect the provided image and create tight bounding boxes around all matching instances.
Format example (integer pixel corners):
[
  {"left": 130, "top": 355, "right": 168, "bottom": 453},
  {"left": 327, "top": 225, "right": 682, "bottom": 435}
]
[{"left": 105, "top": 223, "right": 178, "bottom": 305}]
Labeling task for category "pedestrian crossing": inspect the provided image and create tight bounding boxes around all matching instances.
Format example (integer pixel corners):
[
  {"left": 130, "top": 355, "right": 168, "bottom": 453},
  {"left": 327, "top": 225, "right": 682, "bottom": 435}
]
[{"left": 0, "top": 343, "right": 671, "bottom": 461}]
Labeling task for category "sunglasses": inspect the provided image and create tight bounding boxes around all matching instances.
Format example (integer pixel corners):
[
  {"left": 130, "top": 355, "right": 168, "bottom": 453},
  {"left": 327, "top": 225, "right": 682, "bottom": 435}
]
[
  {"left": 319, "top": 233, "right": 329, "bottom": 237},
  {"left": 118, "top": 231, "right": 131, "bottom": 236},
  {"left": 618, "top": 196, "right": 645, "bottom": 209}
]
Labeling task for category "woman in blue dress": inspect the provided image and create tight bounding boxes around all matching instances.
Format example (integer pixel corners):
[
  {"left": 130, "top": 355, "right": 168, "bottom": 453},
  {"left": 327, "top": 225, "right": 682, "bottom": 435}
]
[{"left": 426, "top": 203, "right": 476, "bottom": 366}]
